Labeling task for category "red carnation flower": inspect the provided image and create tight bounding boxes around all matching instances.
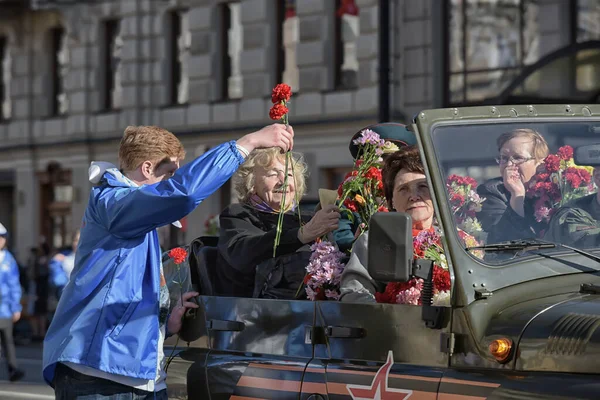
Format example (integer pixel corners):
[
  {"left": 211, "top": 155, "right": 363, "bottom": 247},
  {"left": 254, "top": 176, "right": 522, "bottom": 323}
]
[
  {"left": 377, "top": 205, "right": 389, "bottom": 212},
  {"left": 343, "top": 199, "right": 358, "bottom": 212},
  {"left": 557, "top": 145, "right": 574, "bottom": 161},
  {"left": 303, "top": 273, "right": 312, "bottom": 284},
  {"left": 450, "top": 193, "right": 466, "bottom": 207},
  {"left": 565, "top": 171, "right": 582, "bottom": 188},
  {"left": 365, "top": 166, "right": 382, "bottom": 181},
  {"left": 544, "top": 154, "right": 561, "bottom": 172},
  {"left": 433, "top": 265, "right": 451, "bottom": 292},
  {"left": 269, "top": 103, "right": 289, "bottom": 120},
  {"left": 168, "top": 247, "right": 187, "bottom": 265},
  {"left": 271, "top": 83, "right": 292, "bottom": 104},
  {"left": 375, "top": 281, "right": 414, "bottom": 304},
  {"left": 565, "top": 167, "right": 591, "bottom": 188},
  {"left": 447, "top": 174, "right": 477, "bottom": 188}
]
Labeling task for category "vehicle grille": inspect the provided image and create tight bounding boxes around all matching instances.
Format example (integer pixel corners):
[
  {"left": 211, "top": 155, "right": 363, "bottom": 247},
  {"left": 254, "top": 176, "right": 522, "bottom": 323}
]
[{"left": 545, "top": 313, "right": 600, "bottom": 355}]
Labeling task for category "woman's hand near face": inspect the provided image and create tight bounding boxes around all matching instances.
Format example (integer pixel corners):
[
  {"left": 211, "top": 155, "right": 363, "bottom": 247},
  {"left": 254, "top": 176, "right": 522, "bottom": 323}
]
[
  {"left": 298, "top": 204, "right": 341, "bottom": 244},
  {"left": 503, "top": 165, "right": 526, "bottom": 217},
  {"left": 502, "top": 165, "right": 526, "bottom": 197}
]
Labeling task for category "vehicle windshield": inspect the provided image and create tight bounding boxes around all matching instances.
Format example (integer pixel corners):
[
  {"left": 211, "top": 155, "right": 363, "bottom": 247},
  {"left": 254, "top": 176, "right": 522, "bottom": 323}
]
[{"left": 431, "top": 119, "right": 600, "bottom": 266}]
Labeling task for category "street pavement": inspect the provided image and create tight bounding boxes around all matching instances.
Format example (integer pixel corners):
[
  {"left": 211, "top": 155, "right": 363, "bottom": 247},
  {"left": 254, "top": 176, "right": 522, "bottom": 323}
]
[{"left": 0, "top": 342, "right": 54, "bottom": 400}]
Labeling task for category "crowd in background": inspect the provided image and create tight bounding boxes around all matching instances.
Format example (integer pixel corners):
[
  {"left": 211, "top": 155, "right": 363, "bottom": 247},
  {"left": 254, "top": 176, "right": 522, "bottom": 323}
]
[{"left": 6, "top": 231, "right": 80, "bottom": 345}]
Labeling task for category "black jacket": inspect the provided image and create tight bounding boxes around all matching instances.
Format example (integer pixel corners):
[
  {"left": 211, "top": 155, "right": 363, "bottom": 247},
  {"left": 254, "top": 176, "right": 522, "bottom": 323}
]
[
  {"left": 477, "top": 177, "right": 544, "bottom": 243},
  {"left": 214, "top": 202, "right": 313, "bottom": 299}
]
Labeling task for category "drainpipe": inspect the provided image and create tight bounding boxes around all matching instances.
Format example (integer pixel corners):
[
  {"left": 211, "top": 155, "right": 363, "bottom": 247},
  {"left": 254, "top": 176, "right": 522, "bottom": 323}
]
[{"left": 378, "top": 0, "right": 390, "bottom": 122}]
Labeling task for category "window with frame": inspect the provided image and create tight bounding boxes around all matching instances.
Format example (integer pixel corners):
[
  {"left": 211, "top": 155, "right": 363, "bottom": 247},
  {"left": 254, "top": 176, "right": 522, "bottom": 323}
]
[
  {"left": 218, "top": 2, "right": 242, "bottom": 101},
  {"left": 1, "top": 36, "right": 11, "bottom": 121},
  {"left": 170, "top": 9, "right": 190, "bottom": 105},
  {"left": 333, "top": 0, "right": 344, "bottom": 89},
  {"left": 50, "top": 27, "right": 68, "bottom": 116},
  {"left": 446, "top": 0, "right": 541, "bottom": 105},
  {"left": 333, "top": 0, "right": 359, "bottom": 90},
  {"left": 275, "top": 0, "right": 286, "bottom": 85},
  {"left": 577, "top": 0, "right": 600, "bottom": 41},
  {"left": 103, "top": 19, "right": 122, "bottom": 111}
]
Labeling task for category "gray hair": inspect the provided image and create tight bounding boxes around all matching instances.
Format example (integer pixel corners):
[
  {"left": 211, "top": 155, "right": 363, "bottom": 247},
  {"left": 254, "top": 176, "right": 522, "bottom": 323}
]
[{"left": 233, "top": 148, "right": 308, "bottom": 203}]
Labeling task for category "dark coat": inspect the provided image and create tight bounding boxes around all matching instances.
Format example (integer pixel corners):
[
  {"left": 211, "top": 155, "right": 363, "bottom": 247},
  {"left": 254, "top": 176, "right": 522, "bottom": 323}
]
[
  {"left": 476, "top": 177, "right": 544, "bottom": 243},
  {"left": 214, "top": 202, "right": 313, "bottom": 299}
]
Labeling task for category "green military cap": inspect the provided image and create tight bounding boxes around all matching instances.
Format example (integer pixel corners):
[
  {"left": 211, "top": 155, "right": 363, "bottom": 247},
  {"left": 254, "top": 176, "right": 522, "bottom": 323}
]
[{"left": 349, "top": 122, "right": 417, "bottom": 160}]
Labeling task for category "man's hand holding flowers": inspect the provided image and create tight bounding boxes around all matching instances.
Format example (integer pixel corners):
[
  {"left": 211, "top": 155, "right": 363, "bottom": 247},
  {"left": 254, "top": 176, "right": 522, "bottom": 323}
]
[{"left": 236, "top": 123, "right": 295, "bottom": 155}]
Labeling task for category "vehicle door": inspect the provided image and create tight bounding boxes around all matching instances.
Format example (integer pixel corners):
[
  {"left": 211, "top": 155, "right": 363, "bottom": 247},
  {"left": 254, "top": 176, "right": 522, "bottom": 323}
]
[
  {"left": 164, "top": 301, "right": 212, "bottom": 400},
  {"left": 312, "top": 302, "right": 450, "bottom": 399},
  {"left": 162, "top": 242, "right": 214, "bottom": 400},
  {"left": 202, "top": 295, "right": 316, "bottom": 400}
]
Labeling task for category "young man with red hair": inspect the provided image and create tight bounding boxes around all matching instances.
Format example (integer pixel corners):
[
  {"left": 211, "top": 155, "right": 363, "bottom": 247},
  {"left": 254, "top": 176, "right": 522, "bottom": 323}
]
[{"left": 43, "top": 123, "right": 293, "bottom": 399}]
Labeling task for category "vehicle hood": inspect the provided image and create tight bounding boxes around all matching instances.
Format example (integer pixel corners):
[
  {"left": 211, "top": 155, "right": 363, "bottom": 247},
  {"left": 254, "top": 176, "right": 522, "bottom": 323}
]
[{"left": 484, "top": 290, "right": 600, "bottom": 374}]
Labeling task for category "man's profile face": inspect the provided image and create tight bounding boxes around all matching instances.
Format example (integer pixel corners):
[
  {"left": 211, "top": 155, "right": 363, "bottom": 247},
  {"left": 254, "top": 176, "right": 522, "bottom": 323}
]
[{"left": 147, "top": 156, "right": 180, "bottom": 184}]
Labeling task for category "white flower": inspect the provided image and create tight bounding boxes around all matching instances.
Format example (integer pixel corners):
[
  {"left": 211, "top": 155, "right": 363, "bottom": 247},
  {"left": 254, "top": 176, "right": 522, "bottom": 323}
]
[
  {"left": 461, "top": 217, "right": 482, "bottom": 233},
  {"left": 382, "top": 141, "right": 400, "bottom": 154},
  {"left": 432, "top": 290, "right": 451, "bottom": 306},
  {"left": 438, "top": 254, "right": 448, "bottom": 270}
]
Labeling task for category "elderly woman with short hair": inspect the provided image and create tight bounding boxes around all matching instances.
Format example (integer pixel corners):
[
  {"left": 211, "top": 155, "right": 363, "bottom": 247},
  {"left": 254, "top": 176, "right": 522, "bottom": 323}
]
[
  {"left": 477, "top": 128, "right": 550, "bottom": 243},
  {"left": 214, "top": 148, "right": 340, "bottom": 299},
  {"left": 339, "top": 146, "right": 438, "bottom": 303}
]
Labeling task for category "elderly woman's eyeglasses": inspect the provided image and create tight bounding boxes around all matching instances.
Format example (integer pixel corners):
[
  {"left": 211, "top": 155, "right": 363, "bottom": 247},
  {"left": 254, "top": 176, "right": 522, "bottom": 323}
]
[{"left": 495, "top": 155, "right": 534, "bottom": 165}]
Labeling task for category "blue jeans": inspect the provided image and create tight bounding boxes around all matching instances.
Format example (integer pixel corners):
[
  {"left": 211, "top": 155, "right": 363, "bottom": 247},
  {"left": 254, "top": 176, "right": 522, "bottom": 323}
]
[{"left": 53, "top": 363, "right": 168, "bottom": 400}]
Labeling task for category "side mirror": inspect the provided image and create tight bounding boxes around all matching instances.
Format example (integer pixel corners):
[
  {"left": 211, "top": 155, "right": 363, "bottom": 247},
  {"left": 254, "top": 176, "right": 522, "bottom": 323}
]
[
  {"left": 367, "top": 212, "right": 413, "bottom": 282},
  {"left": 574, "top": 144, "right": 600, "bottom": 167}
]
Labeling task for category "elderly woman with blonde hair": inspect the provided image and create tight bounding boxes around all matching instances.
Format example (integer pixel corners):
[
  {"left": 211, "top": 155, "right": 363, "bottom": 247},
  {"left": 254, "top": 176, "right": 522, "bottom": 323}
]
[{"left": 214, "top": 148, "right": 340, "bottom": 299}]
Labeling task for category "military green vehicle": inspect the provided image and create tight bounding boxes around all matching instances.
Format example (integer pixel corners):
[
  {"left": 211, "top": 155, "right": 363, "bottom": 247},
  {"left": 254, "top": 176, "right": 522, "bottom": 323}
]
[{"left": 164, "top": 104, "right": 600, "bottom": 400}]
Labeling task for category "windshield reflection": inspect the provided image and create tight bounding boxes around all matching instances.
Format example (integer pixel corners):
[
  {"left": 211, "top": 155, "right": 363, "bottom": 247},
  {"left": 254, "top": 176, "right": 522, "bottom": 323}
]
[{"left": 432, "top": 121, "right": 600, "bottom": 265}]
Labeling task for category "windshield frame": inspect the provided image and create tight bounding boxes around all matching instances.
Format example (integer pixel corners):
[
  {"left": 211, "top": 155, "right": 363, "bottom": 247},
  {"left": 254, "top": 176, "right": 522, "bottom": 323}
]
[{"left": 413, "top": 104, "right": 600, "bottom": 306}]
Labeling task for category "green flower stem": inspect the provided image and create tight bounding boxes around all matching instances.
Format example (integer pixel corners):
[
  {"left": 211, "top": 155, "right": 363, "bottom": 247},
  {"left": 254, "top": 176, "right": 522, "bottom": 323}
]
[
  {"left": 273, "top": 100, "right": 301, "bottom": 258},
  {"left": 165, "top": 260, "right": 184, "bottom": 373},
  {"left": 273, "top": 151, "right": 290, "bottom": 257}
]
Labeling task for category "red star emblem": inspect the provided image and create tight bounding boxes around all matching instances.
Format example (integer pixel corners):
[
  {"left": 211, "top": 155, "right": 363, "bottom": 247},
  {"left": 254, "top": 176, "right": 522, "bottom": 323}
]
[{"left": 346, "top": 351, "right": 413, "bottom": 400}]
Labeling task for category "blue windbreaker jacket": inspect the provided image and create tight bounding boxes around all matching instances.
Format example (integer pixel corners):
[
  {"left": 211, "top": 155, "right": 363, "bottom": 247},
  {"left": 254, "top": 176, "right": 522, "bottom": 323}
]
[
  {"left": 42, "top": 141, "right": 244, "bottom": 386},
  {"left": 48, "top": 249, "right": 72, "bottom": 289},
  {"left": 0, "top": 249, "right": 22, "bottom": 319}
]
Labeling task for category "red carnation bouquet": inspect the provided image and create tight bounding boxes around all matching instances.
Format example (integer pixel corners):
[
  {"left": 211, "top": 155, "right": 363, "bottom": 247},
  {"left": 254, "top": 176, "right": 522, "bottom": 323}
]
[
  {"left": 446, "top": 174, "right": 486, "bottom": 240},
  {"left": 375, "top": 228, "right": 451, "bottom": 306},
  {"left": 526, "top": 145, "right": 595, "bottom": 224},
  {"left": 337, "top": 129, "right": 398, "bottom": 235}
]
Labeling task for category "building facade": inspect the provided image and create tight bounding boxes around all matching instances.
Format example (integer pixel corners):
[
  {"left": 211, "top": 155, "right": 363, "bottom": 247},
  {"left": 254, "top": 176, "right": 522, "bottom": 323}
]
[{"left": 0, "top": 0, "right": 598, "bottom": 261}]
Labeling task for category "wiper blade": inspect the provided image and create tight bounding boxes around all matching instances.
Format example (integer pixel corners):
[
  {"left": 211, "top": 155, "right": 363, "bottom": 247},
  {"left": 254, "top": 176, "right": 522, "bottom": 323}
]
[
  {"left": 466, "top": 240, "right": 556, "bottom": 252},
  {"left": 467, "top": 239, "right": 600, "bottom": 264}
]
